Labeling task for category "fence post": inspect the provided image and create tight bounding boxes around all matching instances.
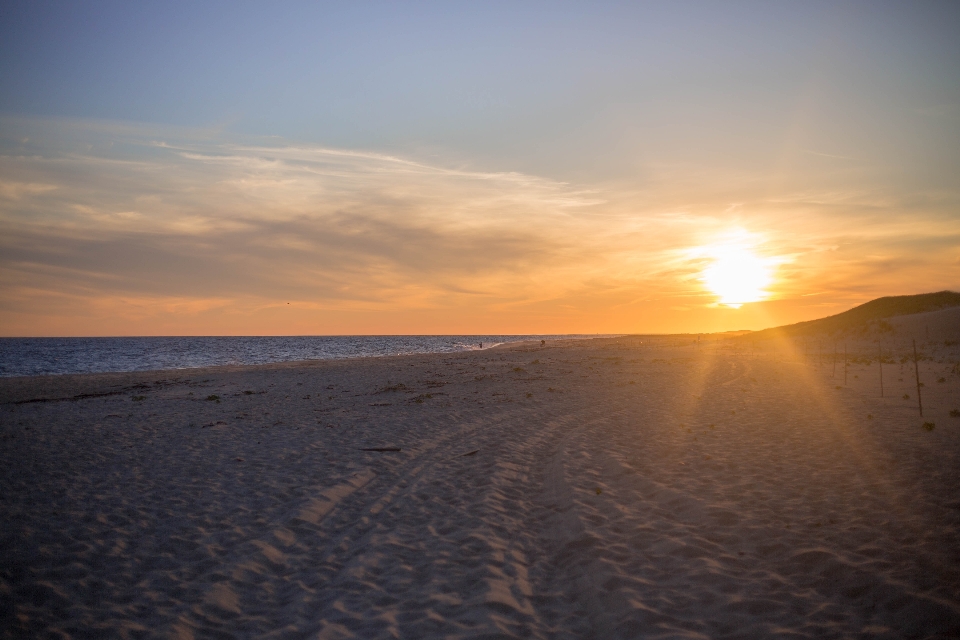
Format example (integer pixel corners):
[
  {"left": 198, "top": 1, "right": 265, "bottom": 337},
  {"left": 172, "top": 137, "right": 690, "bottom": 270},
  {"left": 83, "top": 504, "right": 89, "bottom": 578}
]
[
  {"left": 913, "top": 339, "right": 923, "bottom": 417},
  {"left": 878, "top": 340, "right": 883, "bottom": 398}
]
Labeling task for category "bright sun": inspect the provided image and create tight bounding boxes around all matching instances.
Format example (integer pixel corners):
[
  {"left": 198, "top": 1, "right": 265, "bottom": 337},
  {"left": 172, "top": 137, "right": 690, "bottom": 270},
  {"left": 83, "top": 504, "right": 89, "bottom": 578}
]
[{"left": 701, "top": 243, "right": 774, "bottom": 308}]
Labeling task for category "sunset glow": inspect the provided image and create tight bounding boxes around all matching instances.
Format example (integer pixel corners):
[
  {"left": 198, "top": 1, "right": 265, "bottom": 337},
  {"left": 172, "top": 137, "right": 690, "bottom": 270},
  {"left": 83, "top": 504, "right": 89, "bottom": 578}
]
[{"left": 0, "top": 4, "right": 957, "bottom": 336}]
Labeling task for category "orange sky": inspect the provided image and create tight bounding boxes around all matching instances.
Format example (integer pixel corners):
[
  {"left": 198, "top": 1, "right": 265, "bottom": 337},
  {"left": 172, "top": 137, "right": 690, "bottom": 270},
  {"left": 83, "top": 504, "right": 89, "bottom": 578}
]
[{"left": 1, "top": 117, "right": 957, "bottom": 336}]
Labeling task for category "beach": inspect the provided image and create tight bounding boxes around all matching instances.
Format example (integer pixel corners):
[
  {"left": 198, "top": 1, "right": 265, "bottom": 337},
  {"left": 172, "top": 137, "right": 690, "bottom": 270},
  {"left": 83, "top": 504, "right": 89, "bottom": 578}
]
[{"left": 2, "top": 335, "right": 960, "bottom": 639}]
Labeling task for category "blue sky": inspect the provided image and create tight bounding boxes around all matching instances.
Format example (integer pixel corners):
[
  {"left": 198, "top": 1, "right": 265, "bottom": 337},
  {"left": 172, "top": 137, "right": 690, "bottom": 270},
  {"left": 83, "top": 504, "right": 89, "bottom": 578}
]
[
  {"left": 1, "top": 1, "right": 958, "bottom": 335},
  {"left": 5, "top": 2, "right": 957, "bottom": 178}
]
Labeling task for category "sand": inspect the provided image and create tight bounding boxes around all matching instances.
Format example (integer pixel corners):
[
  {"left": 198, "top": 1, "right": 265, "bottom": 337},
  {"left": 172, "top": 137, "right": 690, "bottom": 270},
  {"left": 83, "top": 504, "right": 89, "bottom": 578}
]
[{"left": 2, "top": 335, "right": 960, "bottom": 639}]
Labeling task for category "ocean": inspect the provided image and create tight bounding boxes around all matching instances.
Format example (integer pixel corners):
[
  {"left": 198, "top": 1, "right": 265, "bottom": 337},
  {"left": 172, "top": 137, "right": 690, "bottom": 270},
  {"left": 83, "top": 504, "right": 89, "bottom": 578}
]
[{"left": 0, "top": 335, "right": 604, "bottom": 378}]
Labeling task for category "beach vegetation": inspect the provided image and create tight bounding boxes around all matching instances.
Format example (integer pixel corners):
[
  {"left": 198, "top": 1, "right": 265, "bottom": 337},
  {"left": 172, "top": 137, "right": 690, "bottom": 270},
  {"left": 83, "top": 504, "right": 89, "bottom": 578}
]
[
  {"left": 380, "top": 383, "right": 408, "bottom": 392},
  {"left": 903, "top": 394, "right": 910, "bottom": 400},
  {"left": 922, "top": 422, "right": 935, "bottom": 431},
  {"left": 132, "top": 395, "right": 146, "bottom": 401},
  {"left": 950, "top": 409, "right": 960, "bottom": 418},
  {"left": 513, "top": 367, "right": 525, "bottom": 372},
  {"left": 206, "top": 394, "right": 220, "bottom": 402}
]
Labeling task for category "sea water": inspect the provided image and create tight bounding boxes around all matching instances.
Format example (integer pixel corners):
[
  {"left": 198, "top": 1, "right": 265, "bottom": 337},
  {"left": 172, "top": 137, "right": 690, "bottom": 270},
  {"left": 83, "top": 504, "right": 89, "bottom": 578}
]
[{"left": 0, "top": 335, "right": 603, "bottom": 377}]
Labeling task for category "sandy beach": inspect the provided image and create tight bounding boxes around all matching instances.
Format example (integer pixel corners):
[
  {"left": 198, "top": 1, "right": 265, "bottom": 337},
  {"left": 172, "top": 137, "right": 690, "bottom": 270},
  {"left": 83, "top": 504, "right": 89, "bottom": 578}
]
[{"left": 2, "top": 334, "right": 960, "bottom": 639}]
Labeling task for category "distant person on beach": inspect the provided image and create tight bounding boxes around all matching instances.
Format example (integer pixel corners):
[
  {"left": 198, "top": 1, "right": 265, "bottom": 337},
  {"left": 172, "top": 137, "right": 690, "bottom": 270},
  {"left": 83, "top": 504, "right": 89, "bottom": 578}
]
[
  {"left": 479, "top": 342, "right": 482, "bottom": 349},
  {"left": 541, "top": 340, "right": 545, "bottom": 347}
]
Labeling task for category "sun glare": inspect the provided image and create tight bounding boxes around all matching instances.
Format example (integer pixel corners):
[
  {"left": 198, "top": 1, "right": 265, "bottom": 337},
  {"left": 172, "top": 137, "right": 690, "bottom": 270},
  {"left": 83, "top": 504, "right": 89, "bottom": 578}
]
[{"left": 700, "top": 240, "right": 774, "bottom": 308}]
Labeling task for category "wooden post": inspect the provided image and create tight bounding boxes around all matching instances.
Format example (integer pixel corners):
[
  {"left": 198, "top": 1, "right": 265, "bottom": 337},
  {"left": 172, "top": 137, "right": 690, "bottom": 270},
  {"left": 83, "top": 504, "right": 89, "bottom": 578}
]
[
  {"left": 913, "top": 339, "right": 923, "bottom": 417},
  {"left": 878, "top": 340, "right": 884, "bottom": 398},
  {"left": 844, "top": 343, "right": 848, "bottom": 386}
]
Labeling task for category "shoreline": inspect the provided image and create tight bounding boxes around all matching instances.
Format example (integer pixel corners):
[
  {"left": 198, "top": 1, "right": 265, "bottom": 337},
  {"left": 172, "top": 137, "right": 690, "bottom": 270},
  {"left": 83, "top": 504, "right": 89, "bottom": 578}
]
[
  {"left": 0, "top": 337, "right": 595, "bottom": 403},
  {"left": 0, "top": 334, "right": 617, "bottom": 381}
]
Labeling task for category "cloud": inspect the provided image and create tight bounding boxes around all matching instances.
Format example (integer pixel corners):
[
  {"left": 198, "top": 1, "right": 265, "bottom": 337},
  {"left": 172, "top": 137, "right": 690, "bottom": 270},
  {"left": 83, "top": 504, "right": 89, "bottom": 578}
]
[
  {"left": 0, "top": 181, "right": 58, "bottom": 200},
  {"left": 0, "top": 118, "right": 611, "bottom": 315},
  {"left": 0, "top": 115, "right": 958, "bottom": 335}
]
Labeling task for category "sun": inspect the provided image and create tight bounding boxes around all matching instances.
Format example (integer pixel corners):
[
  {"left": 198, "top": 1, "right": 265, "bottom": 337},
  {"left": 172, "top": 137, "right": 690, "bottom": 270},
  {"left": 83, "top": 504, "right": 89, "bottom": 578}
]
[{"left": 700, "top": 241, "right": 774, "bottom": 308}]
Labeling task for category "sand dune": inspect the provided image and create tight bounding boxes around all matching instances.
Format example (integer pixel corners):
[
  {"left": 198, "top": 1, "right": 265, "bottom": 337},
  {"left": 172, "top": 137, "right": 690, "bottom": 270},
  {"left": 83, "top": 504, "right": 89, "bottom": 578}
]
[
  {"left": 2, "top": 336, "right": 959, "bottom": 638},
  {"left": 887, "top": 306, "right": 960, "bottom": 344}
]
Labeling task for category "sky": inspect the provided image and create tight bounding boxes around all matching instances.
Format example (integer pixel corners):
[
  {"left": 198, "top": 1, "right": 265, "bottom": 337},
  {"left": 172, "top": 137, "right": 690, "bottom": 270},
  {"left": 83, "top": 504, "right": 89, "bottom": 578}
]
[{"left": 1, "top": 1, "right": 959, "bottom": 336}]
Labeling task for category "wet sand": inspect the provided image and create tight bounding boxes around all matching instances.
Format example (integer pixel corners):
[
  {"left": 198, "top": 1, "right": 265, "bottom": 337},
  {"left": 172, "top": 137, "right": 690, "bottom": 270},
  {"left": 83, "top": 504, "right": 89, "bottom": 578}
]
[{"left": 2, "top": 335, "right": 959, "bottom": 639}]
